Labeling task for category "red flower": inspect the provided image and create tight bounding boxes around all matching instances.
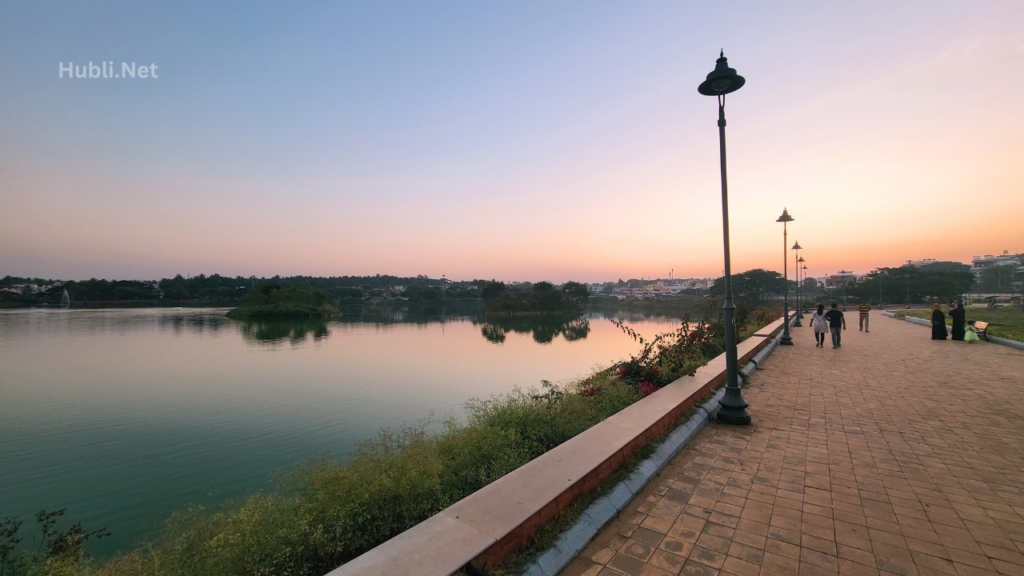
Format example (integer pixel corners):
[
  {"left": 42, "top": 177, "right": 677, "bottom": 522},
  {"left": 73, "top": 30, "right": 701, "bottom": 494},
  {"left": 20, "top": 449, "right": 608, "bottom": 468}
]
[{"left": 638, "top": 382, "right": 659, "bottom": 397}]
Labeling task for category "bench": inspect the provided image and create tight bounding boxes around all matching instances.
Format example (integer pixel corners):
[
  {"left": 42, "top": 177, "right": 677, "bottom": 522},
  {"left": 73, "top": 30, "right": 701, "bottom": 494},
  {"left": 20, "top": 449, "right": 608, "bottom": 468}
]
[{"left": 973, "top": 321, "right": 990, "bottom": 341}]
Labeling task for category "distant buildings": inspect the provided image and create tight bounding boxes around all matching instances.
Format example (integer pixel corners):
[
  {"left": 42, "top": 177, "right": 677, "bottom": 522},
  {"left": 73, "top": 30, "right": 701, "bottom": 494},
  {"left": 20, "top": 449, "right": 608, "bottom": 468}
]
[
  {"left": 595, "top": 278, "right": 712, "bottom": 300},
  {"left": 822, "top": 270, "right": 861, "bottom": 290},
  {"left": 971, "top": 250, "right": 1022, "bottom": 276},
  {"left": 905, "top": 258, "right": 938, "bottom": 267}
]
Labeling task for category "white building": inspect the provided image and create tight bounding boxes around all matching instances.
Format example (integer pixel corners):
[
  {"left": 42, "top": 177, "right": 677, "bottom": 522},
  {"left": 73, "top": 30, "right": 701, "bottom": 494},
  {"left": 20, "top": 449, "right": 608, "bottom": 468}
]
[
  {"left": 824, "top": 270, "right": 861, "bottom": 290},
  {"left": 971, "top": 250, "right": 1022, "bottom": 276}
]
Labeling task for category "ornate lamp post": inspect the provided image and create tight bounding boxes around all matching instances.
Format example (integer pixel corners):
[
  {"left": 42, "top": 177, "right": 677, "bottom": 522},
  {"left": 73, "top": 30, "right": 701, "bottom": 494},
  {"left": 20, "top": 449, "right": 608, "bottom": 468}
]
[
  {"left": 776, "top": 209, "right": 794, "bottom": 345},
  {"left": 797, "top": 256, "right": 806, "bottom": 317},
  {"left": 699, "top": 51, "right": 750, "bottom": 425},
  {"left": 802, "top": 263, "right": 809, "bottom": 307},
  {"left": 791, "top": 242, "right": 803, "bottom": 326}
]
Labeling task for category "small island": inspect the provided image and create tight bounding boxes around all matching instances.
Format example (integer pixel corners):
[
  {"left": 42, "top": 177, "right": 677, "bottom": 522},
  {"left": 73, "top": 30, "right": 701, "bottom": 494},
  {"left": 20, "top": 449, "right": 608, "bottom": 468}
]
[
  {"left": 226, "top": 284, "right": 341, "bottom": 319},
  {"left": 482, "top": 280, "right": 589, "bottom": 315}
]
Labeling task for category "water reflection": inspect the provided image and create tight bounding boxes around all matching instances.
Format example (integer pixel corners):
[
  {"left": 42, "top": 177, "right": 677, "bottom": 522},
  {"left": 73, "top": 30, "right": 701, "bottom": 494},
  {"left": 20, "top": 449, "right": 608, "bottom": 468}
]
[
  {"left": 238, "top": 318, "right": 331, "bottom": 345},
  {"left": 480, "top": 315, "right": 590, "bottom": 344},
  {"left": 0, "top": 305, "right": 685, "bottom": 557}
]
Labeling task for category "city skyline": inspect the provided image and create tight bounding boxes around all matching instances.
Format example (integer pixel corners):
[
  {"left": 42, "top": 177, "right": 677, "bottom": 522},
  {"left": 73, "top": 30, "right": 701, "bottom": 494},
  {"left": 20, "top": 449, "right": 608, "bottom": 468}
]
[{"left": 2, "top": 1, "right": 1022, "bottom": 282}]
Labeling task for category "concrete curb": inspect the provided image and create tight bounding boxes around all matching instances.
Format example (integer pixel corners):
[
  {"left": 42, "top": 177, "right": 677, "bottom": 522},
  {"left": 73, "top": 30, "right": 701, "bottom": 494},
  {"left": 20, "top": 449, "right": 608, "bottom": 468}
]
[
  {"left": 886, "top": 313, "right": 1024, "bottom": 351},
  {"left": 742, "top": 329, "right": 785, "bottom": 378},
  {"left": 521, "top": 388, "right": 727, "bottom": 576},
  {"left": 520, "top": 323, "right": 790, "bottom": 576},
  {"left": 988, "top": 335, "right": 1024, "bottom": 351}
]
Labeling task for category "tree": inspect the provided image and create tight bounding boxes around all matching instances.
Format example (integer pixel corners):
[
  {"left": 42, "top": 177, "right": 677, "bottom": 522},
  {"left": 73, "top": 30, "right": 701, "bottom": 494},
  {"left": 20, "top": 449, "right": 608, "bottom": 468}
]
[
  {"left": 561, "top": 281, "right": 590, "bottom": 305},
  {"left": 978, "top": 264, "right": 1018, "bottom": 293},
  {"left": 481, "top": 281, "right": 506, "bottom": 301},
  {"left": 710, "top": 269, "right": 783, "bottom": 302}
]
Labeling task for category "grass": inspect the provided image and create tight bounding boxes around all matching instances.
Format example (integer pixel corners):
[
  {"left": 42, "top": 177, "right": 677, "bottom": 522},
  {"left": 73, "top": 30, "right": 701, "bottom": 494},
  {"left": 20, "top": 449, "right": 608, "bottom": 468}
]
[
  {"left": 2, "top": 374, "right": 647, "bottom": 576},
  {"left": 894, "top": 307, "right": 1024, "bottom": 341},
  {"left": 2, "top": 315, "right": 733, "bottom": 576},
  {"left": 490, "top": 408, "right": 700, "bottom": 576}
]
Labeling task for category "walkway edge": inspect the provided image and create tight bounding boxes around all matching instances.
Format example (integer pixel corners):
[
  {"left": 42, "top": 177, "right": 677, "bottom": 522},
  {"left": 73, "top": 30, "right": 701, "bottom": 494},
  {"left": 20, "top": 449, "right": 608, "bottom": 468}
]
[
  {"left": 327, "top": 317, "right": 790, "bottom": 576},
  {"left": 521, "top": 327, "right": 791, "bottom": 576},
  {"left": 885, "top": 311, "right": 1024, "bottom": 350}
]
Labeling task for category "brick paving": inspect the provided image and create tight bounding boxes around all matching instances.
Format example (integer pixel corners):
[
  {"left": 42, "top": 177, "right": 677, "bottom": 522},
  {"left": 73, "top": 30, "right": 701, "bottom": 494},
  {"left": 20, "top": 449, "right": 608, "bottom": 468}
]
[{"left": 558, "top": 312, "right": 1024, "bottom": 576}]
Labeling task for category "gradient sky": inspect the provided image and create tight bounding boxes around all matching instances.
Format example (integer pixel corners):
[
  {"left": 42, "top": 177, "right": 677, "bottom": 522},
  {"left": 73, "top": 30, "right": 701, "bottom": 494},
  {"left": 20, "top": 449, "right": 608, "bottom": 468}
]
[{"left": 2, "top": 1, "right": 1022, "bottom": 283}]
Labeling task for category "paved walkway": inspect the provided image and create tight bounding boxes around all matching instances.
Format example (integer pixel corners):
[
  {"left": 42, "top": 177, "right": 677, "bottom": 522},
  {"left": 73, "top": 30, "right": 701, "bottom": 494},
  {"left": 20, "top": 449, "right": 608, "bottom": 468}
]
[{"left": 559, "top": 312, "right": 1024, "bottom": 576}]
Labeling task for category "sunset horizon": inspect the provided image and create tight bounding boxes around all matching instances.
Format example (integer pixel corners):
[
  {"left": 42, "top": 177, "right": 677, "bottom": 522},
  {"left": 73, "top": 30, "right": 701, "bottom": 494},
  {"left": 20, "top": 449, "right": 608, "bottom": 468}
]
[{"left": 3, "top": 1, "right": 1022, "bottom": 283}]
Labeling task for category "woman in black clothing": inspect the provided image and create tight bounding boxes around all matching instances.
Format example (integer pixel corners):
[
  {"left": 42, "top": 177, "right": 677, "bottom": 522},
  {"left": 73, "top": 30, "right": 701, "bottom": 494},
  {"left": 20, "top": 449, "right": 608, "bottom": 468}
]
[
  {"left": 949, "top": 301, "right": 966, "bottom": 341},
  {"left": 931, "top": 303, "right": 947, "bottom": 340}
]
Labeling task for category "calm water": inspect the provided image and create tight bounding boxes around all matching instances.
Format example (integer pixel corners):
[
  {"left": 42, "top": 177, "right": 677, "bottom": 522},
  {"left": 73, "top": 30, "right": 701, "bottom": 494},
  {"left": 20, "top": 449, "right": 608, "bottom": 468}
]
[{"left": 0, "top": 305, "right": 684, "bottom": 555}]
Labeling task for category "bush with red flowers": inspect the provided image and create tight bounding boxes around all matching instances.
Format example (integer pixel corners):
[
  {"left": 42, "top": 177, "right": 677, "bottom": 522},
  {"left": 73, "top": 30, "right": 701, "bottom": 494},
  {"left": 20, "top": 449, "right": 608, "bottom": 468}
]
[{"left": 611, "top": 304, "right": 724, "bottom": 396}]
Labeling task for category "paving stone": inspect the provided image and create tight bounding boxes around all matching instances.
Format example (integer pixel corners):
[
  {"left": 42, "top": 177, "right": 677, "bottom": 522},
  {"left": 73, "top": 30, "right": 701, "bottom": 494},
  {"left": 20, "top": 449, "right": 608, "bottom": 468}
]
[{"left": 559, "top": 315, "right": 1024, "bottom": 576}]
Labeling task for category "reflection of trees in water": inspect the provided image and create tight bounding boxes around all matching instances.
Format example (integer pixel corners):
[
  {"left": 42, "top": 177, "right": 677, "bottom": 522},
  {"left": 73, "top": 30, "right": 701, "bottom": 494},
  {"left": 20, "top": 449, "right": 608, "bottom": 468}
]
[
  {"left": 585, "top": 310, "right": 685, "bottom": 324},
  {"left": 337, "top": 302, "right": 487, "bottom": 326},
  {"left": 238, "top": 319, "right": 330, "bottom": 345},
  {"left": 160, "top": 313, "right": 230, "bottom": 335},
  {"left": 480, "top": 315, "right": 591, "bottom": 344}
]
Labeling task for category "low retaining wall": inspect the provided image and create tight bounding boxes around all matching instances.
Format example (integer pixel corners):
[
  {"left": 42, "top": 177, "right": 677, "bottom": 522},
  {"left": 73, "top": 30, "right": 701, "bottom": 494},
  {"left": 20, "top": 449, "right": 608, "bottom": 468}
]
[
  {"left": 884, "top": 312, "right": 1024, "bottom": 351},
  {"left": 328, "top": 316, "right": 791, "bottom": 576}
]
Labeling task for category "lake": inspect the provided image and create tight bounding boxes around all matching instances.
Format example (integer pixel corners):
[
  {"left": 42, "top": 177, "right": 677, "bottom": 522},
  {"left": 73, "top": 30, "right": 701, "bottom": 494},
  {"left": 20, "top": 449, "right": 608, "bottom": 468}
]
[{"left": 0, "top": 304, "right": 686, "bottom": 556}]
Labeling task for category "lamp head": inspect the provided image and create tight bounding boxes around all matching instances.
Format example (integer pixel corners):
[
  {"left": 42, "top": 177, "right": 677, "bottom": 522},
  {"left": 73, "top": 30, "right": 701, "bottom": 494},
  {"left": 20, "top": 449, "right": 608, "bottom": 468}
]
[
  {"left": 776, "top": 208, "right": 794, "bottom": 223},
  {"left": 792, "top": 241, "right": 802, "bottom": 250},
  {"left": 698, "top": 50, "right": 746, "bottom": 96},
  {"left": 798, "top": 256, "right": 806, "bottom": 263}
]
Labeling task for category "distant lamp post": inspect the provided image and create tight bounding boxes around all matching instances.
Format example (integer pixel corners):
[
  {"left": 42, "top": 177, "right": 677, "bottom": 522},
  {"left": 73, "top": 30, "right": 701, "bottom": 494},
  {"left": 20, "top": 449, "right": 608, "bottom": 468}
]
[
  {"left": 776, "top": 209, "right": 794, "bottom": 345},
  {"left": 699, "top": 50, "right": 749, "bottom": 425},
  {"left": 791, "top": 242, "right": 803, "bottom": 327},
  {"left": 798, "top": 260, "right": 806, "bottom": 313}
]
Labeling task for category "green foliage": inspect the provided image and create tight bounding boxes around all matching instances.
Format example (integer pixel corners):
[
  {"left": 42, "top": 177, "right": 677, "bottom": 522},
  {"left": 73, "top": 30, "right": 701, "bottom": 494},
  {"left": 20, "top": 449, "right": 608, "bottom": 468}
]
[
  {"left": 0, "top": 511, "right": 109, "bottom": 576},
  {"left": 560, "top": 282, "right": 589, "bottom": 306},
  {"left": 709, "top": 269, "right": 786, "bottom": 302},
  {"left": 6, "top": 372, "right": 640, "bottom": 576},
  {"left": 7, "top": 311, "right": 728, "bottom": 576},
  {"left": 481, "top": 281, "right": 506, "bottom": 301},
  {"left": 612, "top": 304, "right": 723, "bottom": 396},
  {"left": 227, "top": 286, "right": 340, "bottom": 319},
  {"left": 484, "top": 281, "right": 587, "bottom": 315},
  {"left": 834, "top": 266, "right": 975, "bottom": 305},
  {"left": 977, "top": 264, "right": 1020, "bottom": 293}
]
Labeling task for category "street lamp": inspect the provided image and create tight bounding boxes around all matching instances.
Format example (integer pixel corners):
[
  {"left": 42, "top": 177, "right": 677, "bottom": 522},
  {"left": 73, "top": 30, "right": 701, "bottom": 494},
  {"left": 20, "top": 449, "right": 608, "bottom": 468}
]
[
  {"left": 776, "top": 209, "right": 794, "bottom": 345},
  {"left": 797, "top": 256, "right": 806, "bottom": 318},
  {"left": 798, "top": 261, "right": 806, "bottom": 307},
  {"left": 791, "top": 242, "right": 803, "bottom": 327},
  {"left": 699, "top": 51, "right": 749, "bottom": 425}
]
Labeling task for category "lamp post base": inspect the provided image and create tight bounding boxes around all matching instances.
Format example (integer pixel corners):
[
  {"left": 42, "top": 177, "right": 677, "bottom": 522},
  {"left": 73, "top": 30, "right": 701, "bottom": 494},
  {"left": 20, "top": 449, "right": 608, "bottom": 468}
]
[
  {"left": 792, "top": 317, "right": 802, "bottom": 327},
  {"left": 717, "top": 388, "right": 751, "bottom": 425}
]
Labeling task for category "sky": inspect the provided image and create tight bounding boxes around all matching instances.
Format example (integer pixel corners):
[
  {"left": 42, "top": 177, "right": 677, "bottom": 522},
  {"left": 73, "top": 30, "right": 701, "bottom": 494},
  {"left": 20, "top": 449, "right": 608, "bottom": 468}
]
[{"left": 1, "top": 1, "right": 1022, "bottom": 283}]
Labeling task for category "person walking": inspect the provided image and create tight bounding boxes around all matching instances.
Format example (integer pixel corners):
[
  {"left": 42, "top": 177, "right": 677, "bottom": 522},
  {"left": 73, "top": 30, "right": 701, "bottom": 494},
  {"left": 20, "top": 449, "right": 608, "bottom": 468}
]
[
  {"left": 858, "top": 302, "right": 871, "bottom": 332},
  {"left": 949, "top": 301, "right": 966, "bottom": 341},
  {"left": 824, "top": 303, "right": 846, "bottom": 349},
  {"left": 810, "top": 304, "right": 829, "bottom": 347},
  {"left": 931, "top": 303, "right": 948, "bottom": 340}
]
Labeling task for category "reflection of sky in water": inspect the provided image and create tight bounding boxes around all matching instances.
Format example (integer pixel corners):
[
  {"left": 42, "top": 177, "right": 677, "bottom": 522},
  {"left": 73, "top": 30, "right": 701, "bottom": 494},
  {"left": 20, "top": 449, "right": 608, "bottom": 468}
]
[{"left": 0, "top": 306, "right": 684, "bottom": 555}]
